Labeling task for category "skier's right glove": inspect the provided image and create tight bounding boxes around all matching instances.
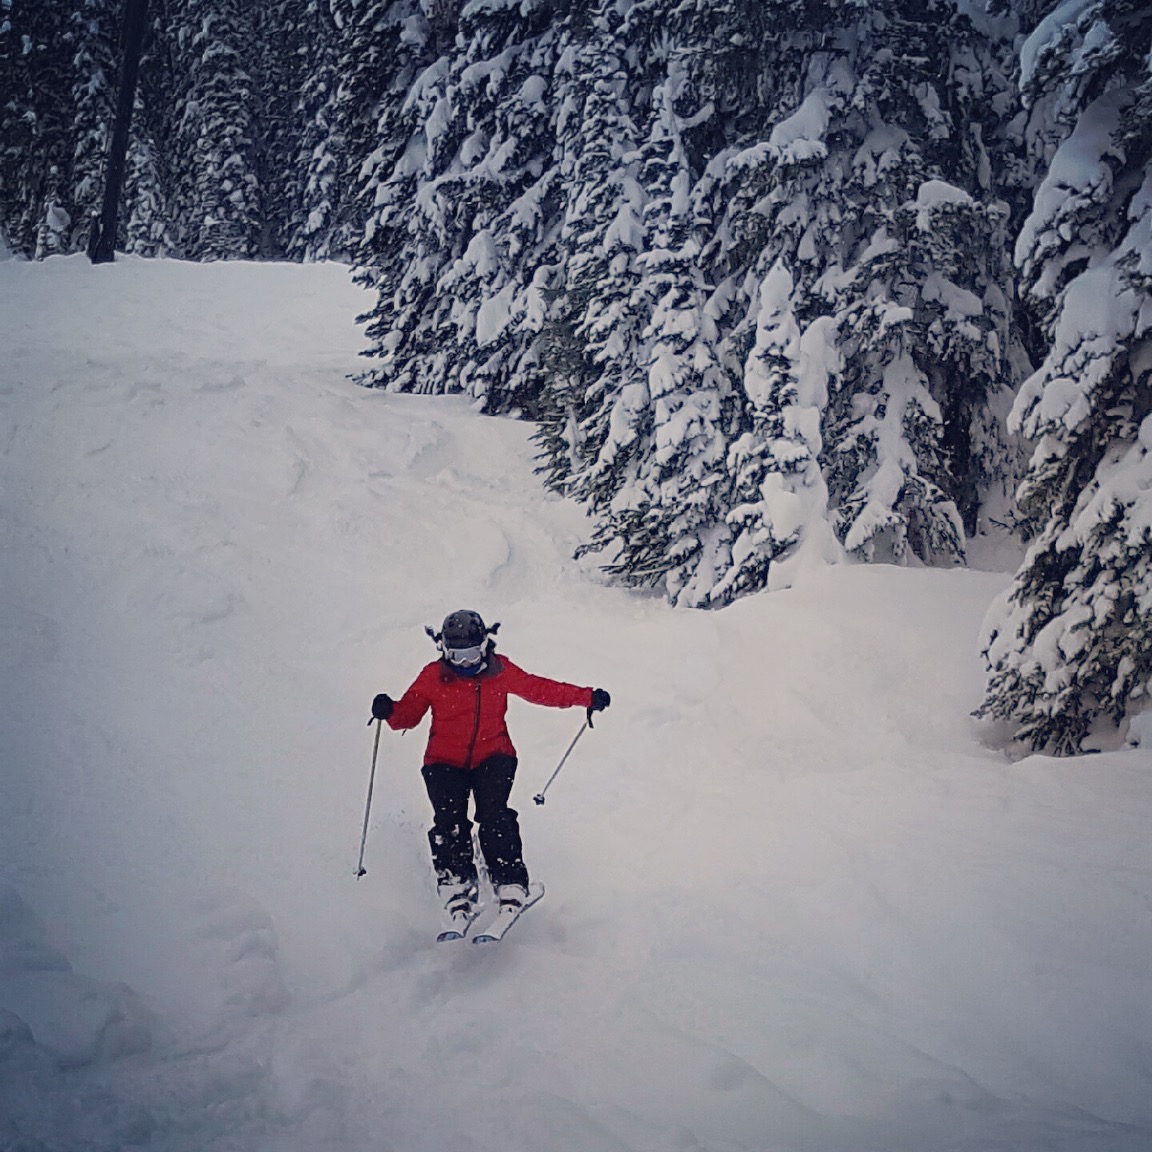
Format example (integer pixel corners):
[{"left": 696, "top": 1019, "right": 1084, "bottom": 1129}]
[{"left": 371, "top": 693, "right": 394, "bottom": 722}]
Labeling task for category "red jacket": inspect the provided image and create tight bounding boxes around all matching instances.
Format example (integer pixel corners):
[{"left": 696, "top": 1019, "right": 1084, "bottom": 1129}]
[{"left": 388, "top": 653, "right": 593, "bottom": 768}]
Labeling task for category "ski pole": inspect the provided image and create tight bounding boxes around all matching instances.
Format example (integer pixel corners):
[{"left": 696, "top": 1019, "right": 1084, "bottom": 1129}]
[
  {"left": 356, "top": 718, "right": 383, "bottom": 878},
  {"left": 533, "top": 717, "right": 590, "bottom": 806}
]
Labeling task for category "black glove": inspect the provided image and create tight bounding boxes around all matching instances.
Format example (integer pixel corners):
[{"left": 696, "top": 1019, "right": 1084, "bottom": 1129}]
[
  {"left": 371, "top": 693, "right": 394, "bottom": 722},
  {"left": 587, "top": 688, "right": 610, "bottom": 726}
]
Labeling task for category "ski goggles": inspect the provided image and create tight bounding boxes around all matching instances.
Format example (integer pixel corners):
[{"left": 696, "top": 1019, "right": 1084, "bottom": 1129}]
[{"left": 444, "top": 643, "right": 484, "bottom": 667}]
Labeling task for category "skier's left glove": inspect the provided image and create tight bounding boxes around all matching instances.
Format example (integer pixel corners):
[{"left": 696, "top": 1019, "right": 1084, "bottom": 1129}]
[
  {"left": 371, "top": 693, "right": 394, "bottom": 722},
  {"left": 587, "top": 688, "right": 610, "bottom": 726}
]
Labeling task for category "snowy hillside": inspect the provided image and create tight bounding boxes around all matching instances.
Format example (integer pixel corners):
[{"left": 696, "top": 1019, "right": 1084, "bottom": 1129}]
[{"left": 2, "top": 257, "right": 1151, "bottom": 1152}]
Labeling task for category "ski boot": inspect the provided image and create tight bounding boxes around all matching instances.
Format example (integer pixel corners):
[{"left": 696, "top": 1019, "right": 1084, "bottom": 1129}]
[{"left": 436, "top": 878, "right": 481, "bottom": 942}]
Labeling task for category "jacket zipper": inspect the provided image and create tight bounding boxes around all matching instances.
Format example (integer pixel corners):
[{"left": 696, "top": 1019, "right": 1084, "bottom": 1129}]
[{"left": 463, "top": 678, "right": 482, "bottom": 769}]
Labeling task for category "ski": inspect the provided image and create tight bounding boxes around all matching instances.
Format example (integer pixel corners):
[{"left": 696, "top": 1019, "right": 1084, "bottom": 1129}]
[
  {"left": 436, "top": 926, "right": 470, "bottom": 943},
  {"left": 472, "top": 882, "right": 544, "bottom": 944}
]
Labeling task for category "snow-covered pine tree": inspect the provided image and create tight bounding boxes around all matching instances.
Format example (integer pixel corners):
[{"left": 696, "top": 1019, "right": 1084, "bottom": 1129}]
[
  {"left": 120, "top": 1, "right": 179, "bottom": 256},
  {"left": 0, "top": 0, "right": 106, "bottom": 256},
  {"left": 282, "top": 0, "right": 344, "bottom": 261},
  {"left": 806, "top": 2, "right": 1018, "bottom": 568},
  {"left": 539, "top": 0, "right": 769, "bottom": 605},
  {"left": 633, "top": 2, "right": 843, "bottom": 603},
  {"left": 710, "top": 260, "right": 842, "bottom": 601},
  {"left": 0, "top": 0, "right": 46, "bottom": 254},
  {"left": 532, "top": 0, "right": 645, "bottom": 498},
  {"left": 319, "top": 0, "right": 448, "bottom": 267},
  {"left": 64, "top": 0, "right": 118, "bottom": 253},
  {"left": 502, "top": 0, "right": 1027, "bottom": 603},
  {"left": 693, "top": 7, "right": 853, "bottom": 603},
  {"left": 250, "top": 1, "right": 312, "bottom": 258},
  {"left": 356, "top": 0, "right": 573, "bottom": 413},
  {"left": 575, "top": 38, "right": 734, "bottom": 605},
  {"left": 540, "top": 0, "right": 1024, "bottom": 602},
  {"left": 695, "top": 0, "right": 1024, "bottom": 598},
  {"left": 821, "top": 184, "right": 987, "bottom": 570},
  {"left": 979, "top": 0, "right": 1152, "bottom": 753},
  {"left": 353, "top": 0, "right": 471, "bottom": 391},
  {"left": 167, "top": 0, "right": 264, "bottom": 259},
  {"left": 121, "top": 130, "right": 174, "bottom": 255}
]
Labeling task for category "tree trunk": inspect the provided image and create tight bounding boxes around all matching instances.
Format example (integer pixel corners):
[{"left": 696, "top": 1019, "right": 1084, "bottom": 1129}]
[{"left": 89, "top": 0, "right": 149, "bottom": 264}]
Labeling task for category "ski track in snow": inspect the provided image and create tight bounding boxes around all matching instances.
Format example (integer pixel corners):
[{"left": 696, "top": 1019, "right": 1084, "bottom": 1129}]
[{"left": 1, "top": 255, "right": 1151, "bottom": 1152}]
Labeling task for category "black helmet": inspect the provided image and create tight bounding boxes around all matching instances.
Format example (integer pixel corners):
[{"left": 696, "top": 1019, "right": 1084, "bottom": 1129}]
[
  {"left": 426, "top": 610, "right": 499, "bottom": 671},
  {"left": 441, "top": 609, "right": 486, "bottom": 648}
]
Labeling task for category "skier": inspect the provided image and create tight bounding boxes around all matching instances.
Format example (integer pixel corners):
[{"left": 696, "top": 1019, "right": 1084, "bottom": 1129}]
[{"left": 371, "top": 609, "right": 610, "bottom": 936}]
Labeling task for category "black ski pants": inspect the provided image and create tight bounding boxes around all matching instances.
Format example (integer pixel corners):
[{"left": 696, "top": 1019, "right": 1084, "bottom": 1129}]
[{"left": 421, "top": 753, "right": 529, "bottom": 890}]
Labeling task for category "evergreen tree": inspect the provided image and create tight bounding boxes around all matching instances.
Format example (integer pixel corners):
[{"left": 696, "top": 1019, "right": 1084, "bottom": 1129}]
[
  {"left": 697, "top": 0, "right": 1024, "bottom": 595},
  {"left": 979, "top": 0, "right": 1152, "bottom": 753},
  {"left": 282, "top": 0, "right": 343, "bottom": 260},
  {"left": 540, "top": 0, "right": 766, "bottom": 605},
  {"left": 121, "top": 128, "right": 175, "bottom": 254},
  {"left": 0, "top": 0, "right": 116, "bottom": 257},
  {"left": 167, "top": 0, "right": 264, "bottom": 259},
  {"left": 251, "top": 1, "right": 310, "bottom": 258},
  {"left": 710, "top": 261, "right": 842, "bottom": 602},
  {"left": 533, "top": 0, "right": 1024, "bottom": 601},
  {"left": 355, "top": 0, "right": 575, "bottom": 412},
  {"left": 0, "top": 0, "right": 43, "bottom": 253},
  {"left": 574, "top": 33, "right": 735, "bottom": 605},
  {"left": 66, "top": 0, "right": 118, "bottom": 252},
  {"left": 532, "top": 1, "right": 645, "bottom": 500},
  {"left": 120, "top": 0, "right": 179, "bottom": 256},
  {"left": 327, "top": 0, "right": 449, "bottom": 265}
]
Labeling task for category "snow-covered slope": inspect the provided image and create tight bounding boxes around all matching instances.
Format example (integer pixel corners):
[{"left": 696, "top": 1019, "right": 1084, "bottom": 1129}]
[{"left": 2, "top": 256, "right": 1151, "bottom": 1152}]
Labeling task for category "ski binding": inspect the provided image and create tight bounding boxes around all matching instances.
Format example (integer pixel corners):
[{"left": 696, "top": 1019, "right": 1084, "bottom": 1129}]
[
  {"left": 472, "top": 882, "right": 544, "bottom": 944},
  {"left": 435, "top": 890, "right": 482, "bottom": 943}
]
